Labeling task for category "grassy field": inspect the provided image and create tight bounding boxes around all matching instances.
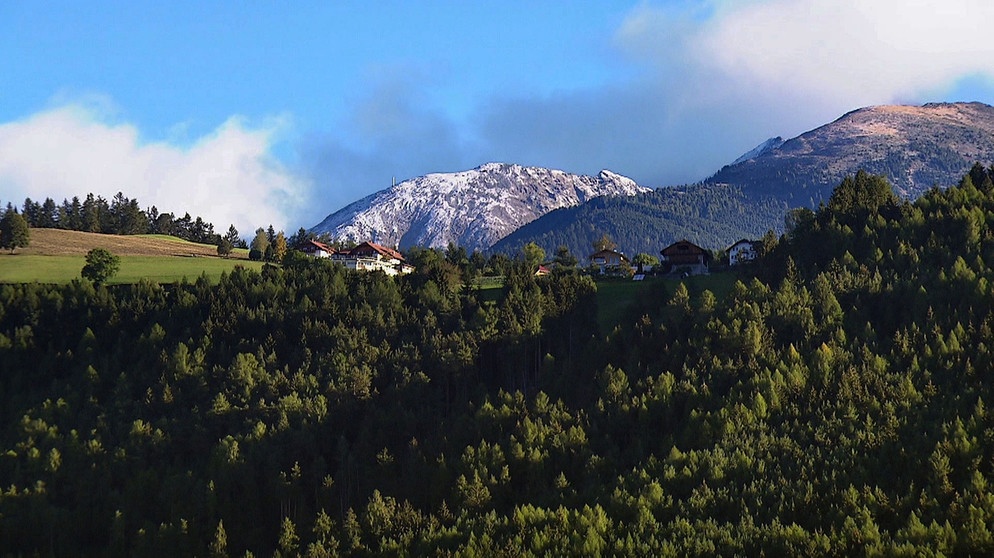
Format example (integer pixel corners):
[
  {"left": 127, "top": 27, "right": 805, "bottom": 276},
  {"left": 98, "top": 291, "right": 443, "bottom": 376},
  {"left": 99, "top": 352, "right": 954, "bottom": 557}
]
[
  {"left": 470, "top": 276, "right": 505, "bottom": 303},
  {"left": 594, "top": 273, "right": 740, "bottom": 333},
  {"left": 0, "top": 229, "right": 263, "bottom": 284},
  {"left": 464, "top": 271, "right": 742, "bottom": 333}
]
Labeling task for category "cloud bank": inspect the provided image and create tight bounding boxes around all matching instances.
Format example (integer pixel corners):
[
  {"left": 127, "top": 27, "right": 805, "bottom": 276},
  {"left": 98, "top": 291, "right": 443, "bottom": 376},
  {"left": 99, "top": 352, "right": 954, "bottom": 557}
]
[
  {"left": 0, "top": 104, "right": 308, "bottom": 236},
  {"left": 697, "top": 0, "right": 994, "bottom": 107}
]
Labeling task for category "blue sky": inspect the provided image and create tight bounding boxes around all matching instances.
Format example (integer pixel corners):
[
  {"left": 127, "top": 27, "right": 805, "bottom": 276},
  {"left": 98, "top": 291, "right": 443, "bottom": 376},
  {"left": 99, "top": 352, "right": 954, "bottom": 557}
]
[{"left": 3, "top": 1, "right": 994, "bottom": 234}]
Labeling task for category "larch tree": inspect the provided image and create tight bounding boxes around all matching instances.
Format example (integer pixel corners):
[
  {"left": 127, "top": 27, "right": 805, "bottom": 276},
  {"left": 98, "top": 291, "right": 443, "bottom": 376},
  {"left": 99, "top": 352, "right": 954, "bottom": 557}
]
[
  {"left": 592, "top": 233, "right": 616, "bottom": 252},
  {"left": 250, "top": 228, "right": 269, "bottom": 261},
  {"left": 273, "top": 231, "right": 288, "bottom": 263}
]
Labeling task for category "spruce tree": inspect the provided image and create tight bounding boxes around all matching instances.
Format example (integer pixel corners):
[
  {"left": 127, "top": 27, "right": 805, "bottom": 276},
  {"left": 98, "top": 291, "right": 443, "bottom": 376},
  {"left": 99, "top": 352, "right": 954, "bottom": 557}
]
[{"left": 0, "top": 209, "right": 30, "bottom": 253}]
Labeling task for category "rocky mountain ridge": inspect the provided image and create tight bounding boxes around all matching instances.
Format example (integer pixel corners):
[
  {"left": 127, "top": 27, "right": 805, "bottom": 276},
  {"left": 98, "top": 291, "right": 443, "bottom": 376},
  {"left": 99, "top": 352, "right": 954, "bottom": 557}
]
[
  {"left": 494, "top": 102, "right": 994, "bottom": 256},
  {"left": 312, "top": 102, "right": 994, "bottom": 254},
  {"left": 310, "top": 162, "right": 648, "bottom": 251},
  {"left": 709, "top": 102, "right": 994, "bottom": 204}
]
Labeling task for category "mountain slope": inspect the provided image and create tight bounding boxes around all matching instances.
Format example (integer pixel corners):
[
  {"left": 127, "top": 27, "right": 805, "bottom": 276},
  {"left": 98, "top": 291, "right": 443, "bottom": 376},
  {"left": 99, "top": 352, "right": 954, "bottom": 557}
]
[
  {"left": 730, "top": 136, "right": 784, "bottom": 165},
  {"left": 709, "top": 102, "right": 994, "bottom": 204},
  {"left": 497, "top": 102, "right": 994, "bottom": 256},
  {"left": 491, "top": 183, "right": 788, "bottom": 258},
  {"left": 310, "top": 162, "right": 649, "bottom": 251}
]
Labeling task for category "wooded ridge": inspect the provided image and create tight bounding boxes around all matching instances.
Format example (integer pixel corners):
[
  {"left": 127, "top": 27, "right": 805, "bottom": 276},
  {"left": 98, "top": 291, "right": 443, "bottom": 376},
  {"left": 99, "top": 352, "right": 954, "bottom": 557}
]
[{"left": 4, "top": 166, "right": 994, "bottom": 554}]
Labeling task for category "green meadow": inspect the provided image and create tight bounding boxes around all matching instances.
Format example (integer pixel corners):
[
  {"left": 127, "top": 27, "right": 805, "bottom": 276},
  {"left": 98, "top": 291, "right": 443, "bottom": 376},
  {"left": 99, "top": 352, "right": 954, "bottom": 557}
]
[
  {"left": 0, "top": 254, "right": 265, "bottom": 285},
  {"left": 466, "top": 272, "right": 741, "bottom": 333},
  {"left": 593, "top": 272, "right": 739, "bottom": 333}
]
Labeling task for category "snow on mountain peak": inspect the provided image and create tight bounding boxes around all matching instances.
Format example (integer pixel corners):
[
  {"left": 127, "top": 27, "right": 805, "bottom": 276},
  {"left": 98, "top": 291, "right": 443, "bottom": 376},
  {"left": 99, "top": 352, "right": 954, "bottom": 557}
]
[
  {"left": 731, "top": 136, "right": 785, "bottom": 165},
  {"left": 311, "top": 163, "right": 650, "bottom": 251}
]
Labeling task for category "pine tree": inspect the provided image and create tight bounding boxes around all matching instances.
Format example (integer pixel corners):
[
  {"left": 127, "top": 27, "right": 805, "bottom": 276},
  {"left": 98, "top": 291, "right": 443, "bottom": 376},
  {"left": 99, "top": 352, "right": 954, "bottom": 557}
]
[
  {"left": 277, "top": 517, "right": 299, "bottom": 557},
  {"left": 224, "top": 224, "right": 246, "bottom": 249},
  {"left": 0, "top": 209, "right": 30, "bottom": 253}
]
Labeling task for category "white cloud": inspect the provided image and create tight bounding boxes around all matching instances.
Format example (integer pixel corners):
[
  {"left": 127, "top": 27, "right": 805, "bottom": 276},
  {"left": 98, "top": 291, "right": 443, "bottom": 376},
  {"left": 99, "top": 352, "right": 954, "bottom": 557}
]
[
  {"left": 581, "top": 0, "right": 994, "bottom": 183},
  {"left": 0, "top": 104, "right": 309, "bottom": 236},
  {"left": 695, "top": 0, "right": 994, "bottom": 109}
]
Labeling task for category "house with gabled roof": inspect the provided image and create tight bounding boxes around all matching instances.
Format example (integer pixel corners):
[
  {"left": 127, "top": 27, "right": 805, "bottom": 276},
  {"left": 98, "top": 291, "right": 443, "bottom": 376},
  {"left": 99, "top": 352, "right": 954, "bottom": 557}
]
[
  {"left": 299, "top": 239, "right": 337, "bottom": 258},
  {"left": 300, "top": 239, "right": 413, "bottom": 275},
  {"left": 588, "top": 249, "right": 629, "bottom": 274},
  {"left": 728, "top": 239, "right": 757, "bottom": 266},
  {"left": 660, "top": 239, "right": 710, "bottom": 276},
  {"left": 331, "top": 241, "right": 414, "bottom": 276}
]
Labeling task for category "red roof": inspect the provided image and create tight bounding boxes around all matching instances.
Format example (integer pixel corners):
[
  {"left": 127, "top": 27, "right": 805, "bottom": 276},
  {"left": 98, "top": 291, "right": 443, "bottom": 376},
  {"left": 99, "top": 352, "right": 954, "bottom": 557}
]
[
  {"left": 303, "top": 239, "right": 336, "bottom": 254},
  {"left": 348, "top": 241, "right": 405, "bottom": 261}
]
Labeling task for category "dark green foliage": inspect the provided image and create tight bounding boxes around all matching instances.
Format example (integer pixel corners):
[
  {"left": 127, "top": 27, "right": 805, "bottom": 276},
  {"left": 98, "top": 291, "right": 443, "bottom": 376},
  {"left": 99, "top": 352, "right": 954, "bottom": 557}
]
[
  {"left": 9, "top": 169, "right": 994, "bottom": 554},
  {"left": 0, "top": 207, "right": 30, "bottom": 252},
  {"left": 554, "top": 245, "right": 579, "bottom": 268},
  {"left": 493, "top": 183, "right": 789, "bottom": 258},
  {"left": 20, "top": 191, "right": 225, "bottom": 245},
  {"left": 826, "top": 169, "right": 902, "bottom": 219},
  {"left": 223, "top": 224, "right": 247, "bottom": 249},
  {"left": 217, "top": 238, "right": 234, "bottom": 258},
  {"left": 81, "top": 247, "right": 121, "bottom": 285}
]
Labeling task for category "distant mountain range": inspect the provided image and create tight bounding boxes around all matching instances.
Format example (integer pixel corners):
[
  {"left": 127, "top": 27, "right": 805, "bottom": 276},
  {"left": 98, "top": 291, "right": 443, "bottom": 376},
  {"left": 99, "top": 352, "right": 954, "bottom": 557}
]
[
  {"left": 497, "top": 102, "right": 994, "bottom": 257},
  {"left": 312, "top": 102, "right": 994, "bottom": 256},
  {"left": 310, "top": 162, "right": 647, "bottom": 251}
]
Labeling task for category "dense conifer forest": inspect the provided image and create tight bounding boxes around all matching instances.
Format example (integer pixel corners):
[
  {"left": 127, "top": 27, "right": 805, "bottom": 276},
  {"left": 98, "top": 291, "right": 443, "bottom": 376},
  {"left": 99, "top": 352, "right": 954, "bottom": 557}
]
[
  {"left": 491, "top": 182, "right": 788, "bottom": 258},
  {"left": 5, "top": 166, "right": 994, "bottom": 555}
]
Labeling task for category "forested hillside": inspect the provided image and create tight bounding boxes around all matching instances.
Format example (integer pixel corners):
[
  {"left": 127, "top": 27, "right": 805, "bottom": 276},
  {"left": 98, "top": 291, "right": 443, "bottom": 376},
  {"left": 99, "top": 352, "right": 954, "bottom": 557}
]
[
  {"left": 4, "top": 192, "right": 244, "bottom": 248},
  {"left": 5, "top": 165, "right": 994, "bottom": 555},
  {"left": 491, "top": 182, "right": 789, "bottom": 257}
]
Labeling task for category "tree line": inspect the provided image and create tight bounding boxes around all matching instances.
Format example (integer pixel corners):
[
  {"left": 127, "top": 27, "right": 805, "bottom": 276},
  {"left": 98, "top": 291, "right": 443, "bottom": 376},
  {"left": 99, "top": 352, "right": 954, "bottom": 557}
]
[{"left": 3, "top": 192, "right": 247, "bottom": 248}]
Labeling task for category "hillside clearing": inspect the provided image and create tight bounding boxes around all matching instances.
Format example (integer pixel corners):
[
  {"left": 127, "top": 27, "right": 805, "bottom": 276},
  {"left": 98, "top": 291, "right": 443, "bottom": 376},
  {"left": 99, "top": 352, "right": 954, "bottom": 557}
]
[
  {"left": 594, "top": 273, "right": 739, "bottom": 333},
  {"left": 2, "top": 228, "right": 250, "bottom": 257},
  {"left": 0, "top": 229, "right": 261, "bottom": 284}
]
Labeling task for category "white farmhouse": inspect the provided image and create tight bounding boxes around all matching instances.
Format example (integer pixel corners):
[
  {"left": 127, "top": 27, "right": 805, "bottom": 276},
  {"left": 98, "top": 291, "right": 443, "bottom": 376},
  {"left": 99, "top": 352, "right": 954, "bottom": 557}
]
[{"left": 728, "top": 239, "right": 757, "bottom": 266}]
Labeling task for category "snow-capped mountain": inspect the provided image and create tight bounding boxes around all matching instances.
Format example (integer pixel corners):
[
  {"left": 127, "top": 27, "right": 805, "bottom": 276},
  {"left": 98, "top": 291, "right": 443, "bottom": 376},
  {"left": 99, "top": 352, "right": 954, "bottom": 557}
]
[{"left": 310, "top": 162, "right": 649, "bottom": 251}]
